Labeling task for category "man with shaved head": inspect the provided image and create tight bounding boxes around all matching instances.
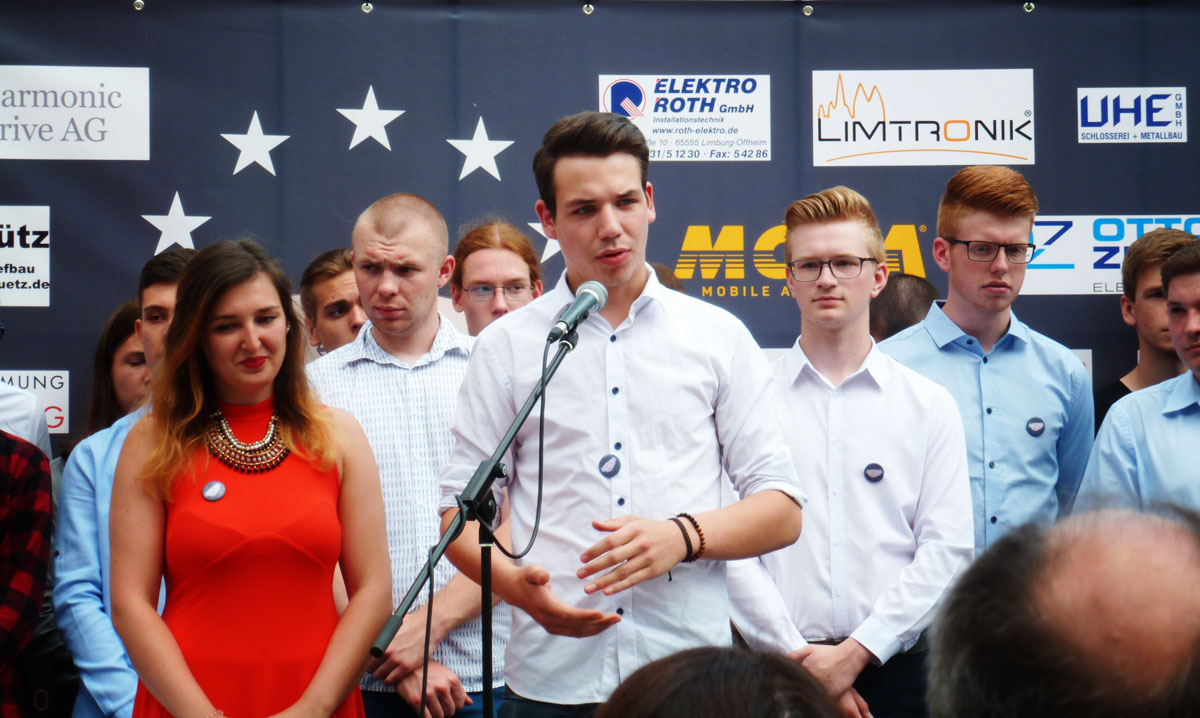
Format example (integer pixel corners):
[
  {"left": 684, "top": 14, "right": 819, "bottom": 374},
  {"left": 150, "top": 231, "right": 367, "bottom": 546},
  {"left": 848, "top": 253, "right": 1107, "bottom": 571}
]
[
  {"left": 308, "top": 194, "right": 507, "bottom": 717},
  {"left": 927, "top": 507, "right": 1200, "bottom": 717}
]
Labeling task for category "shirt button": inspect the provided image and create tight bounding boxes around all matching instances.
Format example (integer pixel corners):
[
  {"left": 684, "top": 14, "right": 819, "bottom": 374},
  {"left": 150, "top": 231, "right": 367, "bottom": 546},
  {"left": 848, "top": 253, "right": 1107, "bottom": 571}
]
[
  {"left": 616, "top": 607, "right": 624, "bottom": 615},
  {"left": 617, "top": 497, "right": 625, "bottom": 506},
  {"left": 966, "top": 339, "right": 974, "bottom": 345},
  {"left": 612, "top": 387, "right": 619, "bottom": 395},
  {"left": 991, "top": 516, "right": 998, "bottom": 524},
  {"left": 610, "top": 335, "right": 617, "bottom": 342},
  {"left": 832, "top": 538, "right": 840, "bottom": 546},
  {"left": 831, "top": 488, "right": 840, "bottom": 496},
  {"left": 989, "top": 461, "right": 996, "bottom": 468},
  {"left": 986, "top": 407, "right": 993, "bottom": 415},
  {"left": 983, "top": 356, "right": 989, "bottom": 364},
  {"left": 614, "top": 442, "right": 622, "bottom": 450}
]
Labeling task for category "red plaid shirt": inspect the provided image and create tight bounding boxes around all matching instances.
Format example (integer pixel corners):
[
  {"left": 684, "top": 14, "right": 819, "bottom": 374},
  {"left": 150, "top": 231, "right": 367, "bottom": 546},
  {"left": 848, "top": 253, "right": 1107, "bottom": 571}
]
[{"left": 0, "top": 431, "right": 52, "bottom": 718}]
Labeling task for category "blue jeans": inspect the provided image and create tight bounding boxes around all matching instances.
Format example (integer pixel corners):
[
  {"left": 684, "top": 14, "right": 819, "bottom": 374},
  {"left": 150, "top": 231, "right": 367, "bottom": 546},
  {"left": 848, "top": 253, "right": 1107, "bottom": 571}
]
[
  {"left": 496, "top": 688, "right": 598, "bottom": 718},
  {"left": 362, "top": 686, "right": 506, "bottom": 718}
]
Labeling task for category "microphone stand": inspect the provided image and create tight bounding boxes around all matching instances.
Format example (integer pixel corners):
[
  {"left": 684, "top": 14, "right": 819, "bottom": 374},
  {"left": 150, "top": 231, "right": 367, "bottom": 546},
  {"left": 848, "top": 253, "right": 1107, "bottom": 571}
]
[{"left": 371, "top": 330, "right": 581, "bottom": 718}]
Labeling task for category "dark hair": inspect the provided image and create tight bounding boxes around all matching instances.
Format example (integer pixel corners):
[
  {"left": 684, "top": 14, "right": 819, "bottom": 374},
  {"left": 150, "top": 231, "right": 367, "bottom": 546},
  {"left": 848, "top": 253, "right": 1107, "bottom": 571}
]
[
  {"left": 299, "top": 247, "right": 354, "bottom": 321},
  {"left": 870, "top": 273, "right": 940, "bottom": 341},
  {"left": 595, "top": 647, "right": 839, "bottom": 718},
  {"left": 1162, "top": 241, "right": 1200, "bottom": 295},
  {"left": 928, "top": 509, "right": 1200, "bottom": 718},
  {"left": 532, "top": 111, "right": 649, "bottom": 217},
  {"left": 1121, "top": 229, "right": 1197, "bottom": 299},
  {"left": 138, "top": 247, "right": 197, "bottom": 307},
  {"left": 140, "top": 240, "right": 332, "bottom": 498},
  {"left": 84, "top": 298, "right": 142, "bottom": 435},
  {"left": 451, "top": 219, "right": 542, "bottom": 289},
  {"left": 937, "top": 166, "right": 1038, "bottom": 240}
]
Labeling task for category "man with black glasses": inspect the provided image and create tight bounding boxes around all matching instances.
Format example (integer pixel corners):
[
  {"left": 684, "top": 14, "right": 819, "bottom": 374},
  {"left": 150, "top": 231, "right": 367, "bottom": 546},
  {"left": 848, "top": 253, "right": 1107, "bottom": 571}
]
[{"left": 881, "top": 166, "right": 1094, "bottom": 555}]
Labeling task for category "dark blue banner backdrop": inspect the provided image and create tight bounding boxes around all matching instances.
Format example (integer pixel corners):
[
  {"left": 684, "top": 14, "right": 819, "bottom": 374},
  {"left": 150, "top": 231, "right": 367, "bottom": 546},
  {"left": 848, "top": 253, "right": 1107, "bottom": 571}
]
[{"left": 1, "top": 0, "right": 1197, "bottom": 449}]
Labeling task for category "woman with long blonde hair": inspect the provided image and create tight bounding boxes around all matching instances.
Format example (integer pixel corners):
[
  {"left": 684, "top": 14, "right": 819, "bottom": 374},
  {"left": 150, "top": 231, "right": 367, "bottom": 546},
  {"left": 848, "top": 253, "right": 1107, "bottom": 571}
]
[{"left": 110, "top": 239, "right": 391, "bottom": 718}]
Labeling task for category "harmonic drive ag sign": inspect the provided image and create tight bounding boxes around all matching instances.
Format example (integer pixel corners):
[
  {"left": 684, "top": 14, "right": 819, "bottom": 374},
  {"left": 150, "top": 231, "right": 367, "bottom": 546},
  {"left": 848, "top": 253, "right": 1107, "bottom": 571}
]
[{"left": 812, "top": 69, "right": 1034, "bottom": 167}]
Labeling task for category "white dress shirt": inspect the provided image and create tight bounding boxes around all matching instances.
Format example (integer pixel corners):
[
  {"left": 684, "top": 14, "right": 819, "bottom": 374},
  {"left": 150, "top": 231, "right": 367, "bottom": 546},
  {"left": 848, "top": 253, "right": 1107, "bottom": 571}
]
[
  {"left": 0, "top": 380, "right": 52, "bottom": 459},
  {"left": 756, "top": 341, "right": 973, "bottom": 664},
  {"left": 307, "top": 318, "right": 507, "bottom": 694},
  {"left": 438, "top": 269, "right": 804, "bottom": 704}
]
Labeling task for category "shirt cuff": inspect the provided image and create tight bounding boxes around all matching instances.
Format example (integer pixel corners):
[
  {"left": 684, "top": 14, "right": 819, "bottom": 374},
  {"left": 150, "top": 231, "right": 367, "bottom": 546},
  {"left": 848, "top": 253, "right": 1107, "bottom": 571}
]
[
  {"left": 849, "top": 615, "right": 903, "bottom": 665},
  {"left": 741, "top": 478, "right": 807, "bottom": 507}
]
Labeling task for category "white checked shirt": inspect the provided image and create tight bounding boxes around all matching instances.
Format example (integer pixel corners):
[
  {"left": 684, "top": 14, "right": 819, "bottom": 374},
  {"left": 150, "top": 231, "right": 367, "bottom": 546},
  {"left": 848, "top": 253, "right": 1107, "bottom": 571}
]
[
  {"left": 743, "top": 341, "right": 973, "bottom": 663},
  {"left": 439, "top": 269, "right": 805, "bottom": 704},
  {"left": 307, "top": 317, "right": 508, "bottom": 693}
]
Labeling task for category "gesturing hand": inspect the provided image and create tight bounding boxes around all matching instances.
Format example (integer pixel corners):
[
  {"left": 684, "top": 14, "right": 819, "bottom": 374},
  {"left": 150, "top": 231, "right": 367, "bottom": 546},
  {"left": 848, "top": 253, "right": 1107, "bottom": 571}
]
[
  {"left": 511, "top": 564, "right": 622, "bottom": 636},
  {"left": 577, "top": 515, "right": 690, "bottom": 595}
]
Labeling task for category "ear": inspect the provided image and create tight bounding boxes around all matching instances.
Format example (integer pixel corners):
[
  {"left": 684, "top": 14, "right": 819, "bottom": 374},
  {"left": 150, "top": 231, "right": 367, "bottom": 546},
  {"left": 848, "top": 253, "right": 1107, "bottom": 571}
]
[
  {"left": 1120, "top": 294, "right": 1137, "bottom": 327},
  {"left": 645, "top": 182, "right": 656, "bottom": 225},
  {"left": 306, "top": 319, "right": 320, "bottom": 348},
  {"left": 870, "top": 262, "right": 890, "bottom": 299},
  {"left": 450, "top": 285, "right": 466, "bottom": 312},
  {"left": 436, "top": 255, "right": 455, "bottom": 290},
  {"left": 531, "top": 279, "right": 544, "bottom": 299},
  {"left": 932, "top": 237, "right": 952, "bottom": 273},
  {"left": 535, "top": 199, "right": 557, "bottom": 240},
  {"left": 135, "top": 317, "right": 143, "bottom": 341}
]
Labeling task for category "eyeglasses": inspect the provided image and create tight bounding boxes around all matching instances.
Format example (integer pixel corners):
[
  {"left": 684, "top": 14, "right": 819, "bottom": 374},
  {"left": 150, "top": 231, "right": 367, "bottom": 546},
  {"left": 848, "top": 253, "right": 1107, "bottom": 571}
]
[
  {"left": 464, "top": 284, "right": 532, "bottom": 302},
  {"left": 944, "top": 238, "right": 1036, "bottom": 264},
  {"left": 786, "top": 257, "right": 878, "bottom": 282}
]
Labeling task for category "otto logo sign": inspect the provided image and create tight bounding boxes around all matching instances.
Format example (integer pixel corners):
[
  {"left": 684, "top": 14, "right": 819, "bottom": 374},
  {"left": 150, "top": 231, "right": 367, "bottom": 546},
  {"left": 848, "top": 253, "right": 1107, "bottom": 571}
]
[
  {"left": 0, "top": 65, "right": 149, "bottom": 160},
  {"left": 1024, "top": 215, "right": 1200, "bottom": 295},
  {"left": 812, "top": 70, "right": 1035, "bottom": 166},
  {"left": 0, "top": 371, "right": 69, "bottom": 434},
  {"left": 1077, "top": 87, "right": 1186, "bottom": 143},
  {"left": 673, "top": 222, "right": 927, "bottom": 299},
  {"left": 0, "top": 206, "right": 51, "bottom": 306}
]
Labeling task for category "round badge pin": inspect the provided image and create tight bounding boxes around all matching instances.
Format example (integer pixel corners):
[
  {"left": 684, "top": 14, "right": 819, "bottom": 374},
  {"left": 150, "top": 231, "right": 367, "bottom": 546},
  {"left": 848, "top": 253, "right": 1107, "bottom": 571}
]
[
  {"left": 864, "top": 463, "right": 884, "bottom": 483},
  {"left": 598, "top": 453, "right": 621, "bottom": 479},
  {"left": 202, "top": 480, "right": 226, "bottom": 502},
  {"left": 1026, "top": 417, "right": 1045, "bottom": 437}
]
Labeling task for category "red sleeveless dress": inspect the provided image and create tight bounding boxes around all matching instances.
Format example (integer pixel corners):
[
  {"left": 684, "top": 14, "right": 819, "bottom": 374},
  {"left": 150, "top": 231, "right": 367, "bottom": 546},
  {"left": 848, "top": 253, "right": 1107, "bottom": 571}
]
[{"left": 132, "top": 398, "right": 364, "bottom": 718}]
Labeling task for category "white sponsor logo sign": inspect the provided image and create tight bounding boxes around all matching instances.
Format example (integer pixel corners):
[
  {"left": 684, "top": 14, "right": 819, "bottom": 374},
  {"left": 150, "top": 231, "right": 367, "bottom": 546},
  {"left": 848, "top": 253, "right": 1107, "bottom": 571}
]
[
  {"left": 0, "top": 65, "right": 149, "bottom": 160},
  {"left": 1077, "top": 87, "right": 1187, "bottom": 143},
  {"left": 599, "top": 75, "right": 771, "bottom": 161},
  {"left": 812, "top": 69, "right": 1034, "bottom": 166},
  {"left": 0, "top": 206, "right": 50, "bottom": 307},
  {"left": 0, "top": 371, "right": 69, "bottom": 434},
  {"left": 1024, "top": 215, "right": 1200, "bottom": 295}
]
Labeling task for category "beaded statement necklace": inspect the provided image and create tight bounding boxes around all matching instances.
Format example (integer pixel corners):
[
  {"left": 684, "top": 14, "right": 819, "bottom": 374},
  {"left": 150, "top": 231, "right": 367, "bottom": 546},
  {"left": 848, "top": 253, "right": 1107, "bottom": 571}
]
[{"left": 204, "top": 409, "right": 289, "bottom": 473}]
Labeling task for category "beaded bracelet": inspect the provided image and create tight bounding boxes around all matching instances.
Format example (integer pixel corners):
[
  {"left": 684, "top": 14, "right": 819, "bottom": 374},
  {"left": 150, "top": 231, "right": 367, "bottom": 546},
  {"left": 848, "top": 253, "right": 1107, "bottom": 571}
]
[
  {"left": 669, "top": 516, "right": 694, "bottom": 563},
  {"left": 676, "top": 512, "right": 706, "bottom": 562}
]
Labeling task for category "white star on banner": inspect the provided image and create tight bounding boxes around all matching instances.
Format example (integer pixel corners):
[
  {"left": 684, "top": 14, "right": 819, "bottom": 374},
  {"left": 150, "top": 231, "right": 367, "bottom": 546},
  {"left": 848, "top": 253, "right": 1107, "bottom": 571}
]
[
  {"left": 527, "top": 221, "right": 561, "bottom": 262},
  {"left": 447, "top": 117, "right": 514, "bottom": 180},
  {"left": 337, "top": 86, "right": 405, "bottom": 150},
  {"left": 220, "top": 111, "right": 289, "bottom": 175},
  {"left": 142, "top": 192, "right": 211, "bottom": 254}
]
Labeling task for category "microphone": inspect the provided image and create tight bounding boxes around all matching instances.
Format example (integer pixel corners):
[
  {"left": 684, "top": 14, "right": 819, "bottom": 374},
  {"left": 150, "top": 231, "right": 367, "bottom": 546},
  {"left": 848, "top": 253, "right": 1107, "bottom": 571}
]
[{"left": 548, "top": 281, "right": 608, "bottom": 342}]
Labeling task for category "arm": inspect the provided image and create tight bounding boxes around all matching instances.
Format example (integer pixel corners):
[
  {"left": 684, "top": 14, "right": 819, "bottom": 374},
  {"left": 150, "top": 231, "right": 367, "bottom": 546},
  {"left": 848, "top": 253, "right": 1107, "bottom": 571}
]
[
  {"left": 577, "top": 490, "right": 802, "bottom": 595},
  {"left": 110, "top": 419, "right": 218, "bottom": 718},
  {"left": 0, "top": 441, "right": 52, "bottom": 664},
  {"left": 275, "top": 407, "right": 392, "bottom": 718},
  {"left": 726, "top": 557, "right": 806, "bottom": 654},
  {"left": 1054, "top": 362, "right": 1096, "bottom": 516},
  {"left": 367, "top": 571, "right": 483, "bottom": 685},
  {"left": 1077, "top": 405, "right": 1142, "bottom": 510},
  {"left": 52, "top": 435, "right": 140, "bottom": 718}
]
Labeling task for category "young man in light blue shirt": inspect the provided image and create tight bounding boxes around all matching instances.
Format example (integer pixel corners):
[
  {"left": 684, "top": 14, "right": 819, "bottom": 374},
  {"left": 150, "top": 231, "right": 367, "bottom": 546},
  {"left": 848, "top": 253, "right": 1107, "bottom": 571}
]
[
  {"left": 53, "top": 248, "right": 195, "bottom": 718},
  {"left": 881, "top": 166, "right": 1094, "bottom": 553},
  {"left": 1080, "top": 242, "right": 1200, "bottom": 508}
]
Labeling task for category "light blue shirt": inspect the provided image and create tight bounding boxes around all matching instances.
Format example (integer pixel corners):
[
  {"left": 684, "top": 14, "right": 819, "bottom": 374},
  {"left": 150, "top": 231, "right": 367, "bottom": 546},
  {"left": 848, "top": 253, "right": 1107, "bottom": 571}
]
[
  {"left": 52, "top": 408, "right": 144, "bottom": 718},
  {"left": 1079, "top": 372, "right": 1200, "bottom": 509},
  {"left": 880, "top": 302, "right": 1094, "bottom": 552}
]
